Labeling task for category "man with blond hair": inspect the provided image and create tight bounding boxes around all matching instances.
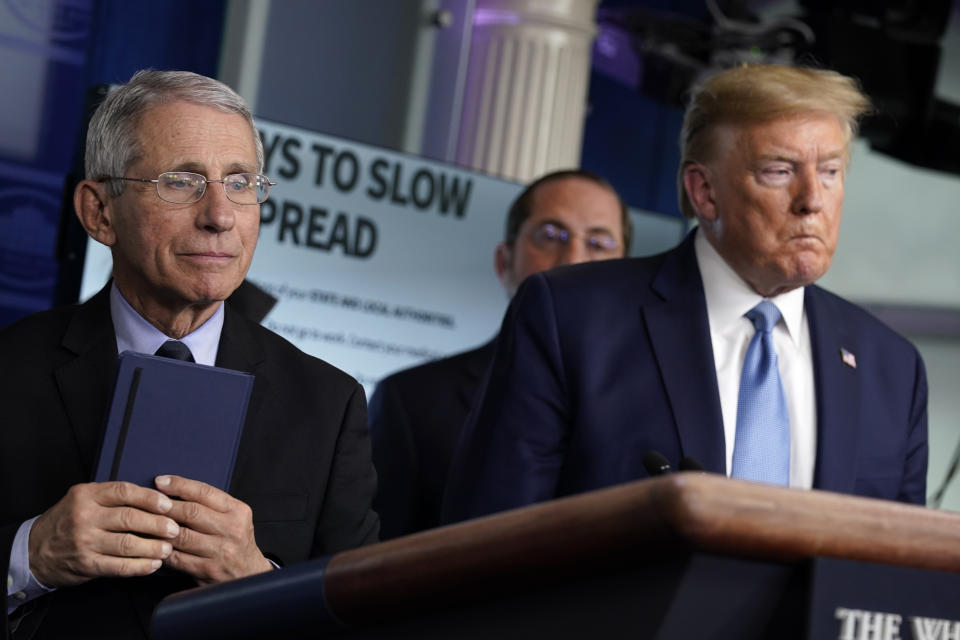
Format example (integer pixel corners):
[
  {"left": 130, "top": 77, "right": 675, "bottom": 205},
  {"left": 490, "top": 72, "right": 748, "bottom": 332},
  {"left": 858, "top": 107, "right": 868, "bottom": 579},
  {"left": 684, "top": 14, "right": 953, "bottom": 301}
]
[{"left": 443, "top": 64, "right": 928, "bottom": 523}]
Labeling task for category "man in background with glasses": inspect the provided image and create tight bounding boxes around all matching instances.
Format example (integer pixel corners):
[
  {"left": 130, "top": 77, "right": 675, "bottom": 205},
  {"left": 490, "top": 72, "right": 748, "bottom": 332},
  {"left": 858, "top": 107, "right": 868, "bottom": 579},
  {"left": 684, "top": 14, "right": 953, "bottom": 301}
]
[
  {"left": 2, "top": 70, "right": 378, "bottom": 637},
  {"left": 369, "top": 170, "right": 631, "bottom": 539}
]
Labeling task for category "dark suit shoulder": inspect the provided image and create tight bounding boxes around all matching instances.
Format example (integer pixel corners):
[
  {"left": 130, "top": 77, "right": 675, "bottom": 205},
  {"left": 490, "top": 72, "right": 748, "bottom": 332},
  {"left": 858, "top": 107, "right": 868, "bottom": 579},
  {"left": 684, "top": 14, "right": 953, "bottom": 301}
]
[
  {"left": 376, "top": 341, "right": 495, "bottom": 394},
  {"left": 509, "top": 253, "right": 675, "bottom": 332},
  {"left": 369, "top": 341, "right": 495, "bottom": 539},
  {"left": 0, "top": 287, "right": 115, "bottom": 371},
  {"left": 225, "top": 306, "right": 360, "bottom": 394},
  {"left": 0, "top": 302, "right": 81, "bottom": 354},
  {"left": 537, "top": 232, "right": 697, "bottom": 300},
  {"left": 542, "top": 252, "right": 668, "bottom": 295},
  {"left": 806, "top": 285, "right": 921, "bottom": 357}
]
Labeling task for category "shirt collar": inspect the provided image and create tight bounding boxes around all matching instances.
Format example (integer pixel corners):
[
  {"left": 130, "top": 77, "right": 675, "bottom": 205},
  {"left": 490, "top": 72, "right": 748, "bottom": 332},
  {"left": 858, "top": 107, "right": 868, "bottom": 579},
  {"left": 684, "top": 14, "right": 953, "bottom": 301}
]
[
  {"left": 694, "top": 229, "right": 805, "bottom": 347},
  {"left": 110, "top": 282, "right": 224, "bottom": 366}
]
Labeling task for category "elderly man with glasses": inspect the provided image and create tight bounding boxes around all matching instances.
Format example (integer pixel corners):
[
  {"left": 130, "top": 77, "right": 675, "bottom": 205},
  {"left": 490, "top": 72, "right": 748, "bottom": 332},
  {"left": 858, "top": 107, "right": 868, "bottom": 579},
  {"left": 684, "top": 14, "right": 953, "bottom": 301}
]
[{"left": 1, "top": 70, "right": 378, "bottom": 637}]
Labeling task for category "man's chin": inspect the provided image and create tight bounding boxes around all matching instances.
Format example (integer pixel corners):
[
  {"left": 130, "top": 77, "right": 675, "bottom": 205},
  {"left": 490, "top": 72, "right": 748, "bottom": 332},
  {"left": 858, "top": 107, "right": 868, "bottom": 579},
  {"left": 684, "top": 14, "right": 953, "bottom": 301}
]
[
  {"left": 183, "top": 284, "right": 240, "bottom": 309},
  {"left": 187, "top": 297, "right": 227, "bottom": 310},
  {"left": 794, "top": 252, "right": 832, "bottom": 282},
  {"left": 778, "top": 261, "right": 831, "bottom": 293},
  {"left": 187, "top": 273, "right": 245, "bottom": 299}
]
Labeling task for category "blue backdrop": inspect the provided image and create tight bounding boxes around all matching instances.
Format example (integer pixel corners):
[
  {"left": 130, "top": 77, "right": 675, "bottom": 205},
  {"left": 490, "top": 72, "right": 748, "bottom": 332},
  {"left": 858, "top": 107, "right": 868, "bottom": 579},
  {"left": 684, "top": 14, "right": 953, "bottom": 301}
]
[{"left": 0, "top": 0, "right": 225, "bottom": 326}]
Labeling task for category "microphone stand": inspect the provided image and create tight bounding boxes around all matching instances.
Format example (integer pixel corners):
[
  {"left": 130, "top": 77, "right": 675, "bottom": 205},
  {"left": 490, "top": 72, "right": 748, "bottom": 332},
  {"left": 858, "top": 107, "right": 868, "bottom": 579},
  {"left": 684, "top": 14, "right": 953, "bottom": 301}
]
[{"left": 930, "top": 433, "right": 960, "bottom": 508}]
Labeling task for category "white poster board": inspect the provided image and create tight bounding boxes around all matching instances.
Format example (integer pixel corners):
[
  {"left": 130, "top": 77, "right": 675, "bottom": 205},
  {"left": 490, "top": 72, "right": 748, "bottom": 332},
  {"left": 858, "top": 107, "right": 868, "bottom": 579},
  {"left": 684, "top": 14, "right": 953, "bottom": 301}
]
[{"left": 250, "top": 120, "right": 518, "bottom": 389}]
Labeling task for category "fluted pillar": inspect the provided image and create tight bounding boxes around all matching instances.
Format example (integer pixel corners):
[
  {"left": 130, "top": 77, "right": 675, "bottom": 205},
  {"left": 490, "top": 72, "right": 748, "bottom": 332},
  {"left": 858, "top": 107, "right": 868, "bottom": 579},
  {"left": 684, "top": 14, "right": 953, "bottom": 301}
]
[{"left": 455, "top": 0, "right": 599, "bottom": 182}]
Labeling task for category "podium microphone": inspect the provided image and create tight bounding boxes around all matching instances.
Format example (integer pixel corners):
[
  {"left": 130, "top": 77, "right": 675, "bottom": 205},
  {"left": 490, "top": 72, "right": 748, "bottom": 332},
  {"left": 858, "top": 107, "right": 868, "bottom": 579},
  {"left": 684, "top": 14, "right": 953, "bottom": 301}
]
[{"left": 642, "top": 450, "right": 673, "bottom": 476}]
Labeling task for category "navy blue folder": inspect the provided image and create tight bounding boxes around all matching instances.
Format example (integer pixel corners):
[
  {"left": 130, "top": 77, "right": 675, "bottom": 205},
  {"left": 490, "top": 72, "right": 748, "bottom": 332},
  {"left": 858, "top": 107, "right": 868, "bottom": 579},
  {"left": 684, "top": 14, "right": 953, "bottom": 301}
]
[{"left": 93, "top": 351, "right": 254, "bottom": 491}]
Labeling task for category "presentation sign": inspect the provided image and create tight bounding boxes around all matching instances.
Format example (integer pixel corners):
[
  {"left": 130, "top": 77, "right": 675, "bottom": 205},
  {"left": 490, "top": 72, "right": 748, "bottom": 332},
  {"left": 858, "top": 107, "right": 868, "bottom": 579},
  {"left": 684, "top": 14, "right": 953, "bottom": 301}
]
[
  {"left": 252, "top": 120, "right": 519, "bottom": 389},
  {"left": 82, "top": 120, "right": 519, "bottom": 392}
]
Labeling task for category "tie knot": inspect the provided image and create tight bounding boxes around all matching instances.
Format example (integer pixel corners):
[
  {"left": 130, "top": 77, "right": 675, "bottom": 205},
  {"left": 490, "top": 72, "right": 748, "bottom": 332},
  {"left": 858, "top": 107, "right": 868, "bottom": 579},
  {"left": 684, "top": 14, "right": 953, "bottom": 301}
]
[
  {"left": 746, "top": 300, "right": 781, "bottom": 334},
  {"left": 155, "top": 340, "right": 195, "bottom": 362}
]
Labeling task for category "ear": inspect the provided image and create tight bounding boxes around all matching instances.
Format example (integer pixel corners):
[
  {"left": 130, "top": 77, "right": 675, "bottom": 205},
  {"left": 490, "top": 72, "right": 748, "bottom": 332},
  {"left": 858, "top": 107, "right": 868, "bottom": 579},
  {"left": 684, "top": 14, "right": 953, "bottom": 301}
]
[
  {"left": 74, "top": 180, "right": 118, "bottom": 247},
  {"left": 682, "top": 162, "right": 718, "bottom": 224},
  {"left": 494, "top": 242, "right": 513, "bottom": 291}
]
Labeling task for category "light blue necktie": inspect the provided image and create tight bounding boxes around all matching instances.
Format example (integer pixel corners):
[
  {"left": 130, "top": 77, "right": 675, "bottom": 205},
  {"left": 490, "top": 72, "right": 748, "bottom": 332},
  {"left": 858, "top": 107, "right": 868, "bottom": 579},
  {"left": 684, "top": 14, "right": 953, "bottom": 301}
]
[{"left": 731, "top": 301, "right": 790, "bottom": 485}]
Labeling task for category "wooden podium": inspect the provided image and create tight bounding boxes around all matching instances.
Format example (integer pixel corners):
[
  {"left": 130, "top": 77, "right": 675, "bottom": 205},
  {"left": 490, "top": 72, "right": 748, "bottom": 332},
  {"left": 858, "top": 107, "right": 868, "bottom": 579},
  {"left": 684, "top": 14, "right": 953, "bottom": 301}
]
[{"left": 152, "top": 474, "right": 960, "bottom": 639}]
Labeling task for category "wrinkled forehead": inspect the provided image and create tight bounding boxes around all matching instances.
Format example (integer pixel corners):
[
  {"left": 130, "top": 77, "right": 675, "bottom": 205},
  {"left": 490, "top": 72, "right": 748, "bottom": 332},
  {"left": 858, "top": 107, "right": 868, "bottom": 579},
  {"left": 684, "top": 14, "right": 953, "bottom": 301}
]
[
  {"left": 706, "top": 113, "right": 852, "bottom": 163},
  {"left": 131, "top": 101, "right": 260, "bottom": 173}
]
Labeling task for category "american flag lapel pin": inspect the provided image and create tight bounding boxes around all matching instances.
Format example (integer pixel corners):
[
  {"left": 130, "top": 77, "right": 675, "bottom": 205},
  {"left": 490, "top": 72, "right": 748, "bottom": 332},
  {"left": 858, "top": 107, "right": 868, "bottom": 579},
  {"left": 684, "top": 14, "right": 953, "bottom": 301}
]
[{"left": 840, "top": 347, "right": 857, "bottom": 369}]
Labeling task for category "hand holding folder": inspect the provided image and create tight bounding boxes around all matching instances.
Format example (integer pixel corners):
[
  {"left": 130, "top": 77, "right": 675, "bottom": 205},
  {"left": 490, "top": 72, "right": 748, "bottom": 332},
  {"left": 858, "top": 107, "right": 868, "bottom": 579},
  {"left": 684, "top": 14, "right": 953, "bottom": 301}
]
[
  {"left": 83, "top": 351, "right": 273, "bottom": 582},
  {"left": 30, "top": 353, "right": 270, "bottom": 588}
]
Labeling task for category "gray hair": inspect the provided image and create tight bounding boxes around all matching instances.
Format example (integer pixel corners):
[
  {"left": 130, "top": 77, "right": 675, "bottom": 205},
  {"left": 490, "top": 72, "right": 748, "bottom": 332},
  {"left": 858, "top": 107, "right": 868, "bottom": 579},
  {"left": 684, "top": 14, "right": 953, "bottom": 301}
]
[{"left": 85, "top": 69, "right": 263, "bottom": 196}]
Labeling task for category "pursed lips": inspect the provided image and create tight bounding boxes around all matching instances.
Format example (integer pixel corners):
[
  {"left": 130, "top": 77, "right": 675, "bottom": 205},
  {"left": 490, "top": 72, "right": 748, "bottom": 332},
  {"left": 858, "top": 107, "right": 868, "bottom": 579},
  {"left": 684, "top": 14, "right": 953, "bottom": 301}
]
[
  {"left": 787, "top": 229, "right": 823, "bottom": 243},
  {"left": 178, "top": 250, "right": 237, "bottom": 262}
]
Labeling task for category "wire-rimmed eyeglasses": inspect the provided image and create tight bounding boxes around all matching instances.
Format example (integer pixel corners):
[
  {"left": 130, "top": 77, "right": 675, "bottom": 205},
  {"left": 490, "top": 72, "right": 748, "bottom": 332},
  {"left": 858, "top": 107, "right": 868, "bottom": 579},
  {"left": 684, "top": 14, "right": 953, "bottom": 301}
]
[
  {"left": 528, "top": 222, "right": 621, "bottom": 255},
  {"left": 100, "top": 171, "right": 277, "bottom": 205}
]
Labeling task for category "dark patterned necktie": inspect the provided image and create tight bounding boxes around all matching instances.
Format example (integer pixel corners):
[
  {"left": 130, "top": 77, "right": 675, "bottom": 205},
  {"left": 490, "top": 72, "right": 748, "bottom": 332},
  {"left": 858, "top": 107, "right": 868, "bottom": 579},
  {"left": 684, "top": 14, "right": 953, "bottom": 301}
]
[{"left": 154, "top": 340, "right": 195, "bottom": 363}]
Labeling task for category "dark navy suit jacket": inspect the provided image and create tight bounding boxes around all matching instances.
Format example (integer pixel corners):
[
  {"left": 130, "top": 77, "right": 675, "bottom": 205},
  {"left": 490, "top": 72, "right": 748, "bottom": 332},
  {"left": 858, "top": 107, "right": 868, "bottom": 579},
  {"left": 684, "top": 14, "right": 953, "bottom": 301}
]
[
  {"left": 442, "top": 232, "right": 928, "bottom": 523},
  {"left": 369, "top": 340, "right": 495, "bottom": 539}
]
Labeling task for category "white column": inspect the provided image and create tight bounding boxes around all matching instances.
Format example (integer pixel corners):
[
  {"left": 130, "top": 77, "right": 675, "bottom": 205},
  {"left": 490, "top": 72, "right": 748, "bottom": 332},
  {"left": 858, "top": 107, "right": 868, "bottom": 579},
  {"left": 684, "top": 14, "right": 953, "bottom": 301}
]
[
  {"left": 218, "top": 0, "right": 271, "bottom": 112},
  {"left": 455, "top": 0, "right": 599, "bottom": 183}
]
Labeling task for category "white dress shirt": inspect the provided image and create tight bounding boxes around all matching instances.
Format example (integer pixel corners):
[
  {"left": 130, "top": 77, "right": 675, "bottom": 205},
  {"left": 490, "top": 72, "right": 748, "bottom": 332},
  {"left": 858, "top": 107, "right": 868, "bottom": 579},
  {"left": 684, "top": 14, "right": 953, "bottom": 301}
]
[{"left": 694, "top": 231, "right": 817, "bottom": 489}]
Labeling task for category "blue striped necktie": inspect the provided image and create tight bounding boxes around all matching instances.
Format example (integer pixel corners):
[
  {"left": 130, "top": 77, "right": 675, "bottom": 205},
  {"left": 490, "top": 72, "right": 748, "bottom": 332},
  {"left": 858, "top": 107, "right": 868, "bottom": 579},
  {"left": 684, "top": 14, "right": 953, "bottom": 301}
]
[{"left": 731, "top": 301, "right": 790, "bottom": 486}]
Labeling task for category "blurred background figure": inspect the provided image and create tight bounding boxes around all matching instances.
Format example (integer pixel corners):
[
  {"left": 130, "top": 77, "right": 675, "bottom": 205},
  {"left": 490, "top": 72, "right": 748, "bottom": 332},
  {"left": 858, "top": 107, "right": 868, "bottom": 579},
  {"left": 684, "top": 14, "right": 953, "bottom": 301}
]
[{"left": 369, "top": 169, "right": 631, "bottom": 539}]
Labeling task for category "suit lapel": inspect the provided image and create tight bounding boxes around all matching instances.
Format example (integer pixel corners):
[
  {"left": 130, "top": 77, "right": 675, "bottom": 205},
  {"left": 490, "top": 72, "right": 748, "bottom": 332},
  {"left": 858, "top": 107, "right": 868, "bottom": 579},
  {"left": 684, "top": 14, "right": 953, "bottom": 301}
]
[
  {"left": 54, "top": 287, "right": 120, "bottom": 477},
  {"left": 454, "top": 339, "right": 497, "bottom": 412},
  {"left": 643, "top": 233, "right": 726, "bottom": 474},
  {"left": 215, "top": 304, "right": 268, "bottom": 492},
  {"left": 214, "top": 304, "right": 265, "bottom": 373},
  {"left": 807, "top": 286, "right": 861, "bottom": 493}
]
